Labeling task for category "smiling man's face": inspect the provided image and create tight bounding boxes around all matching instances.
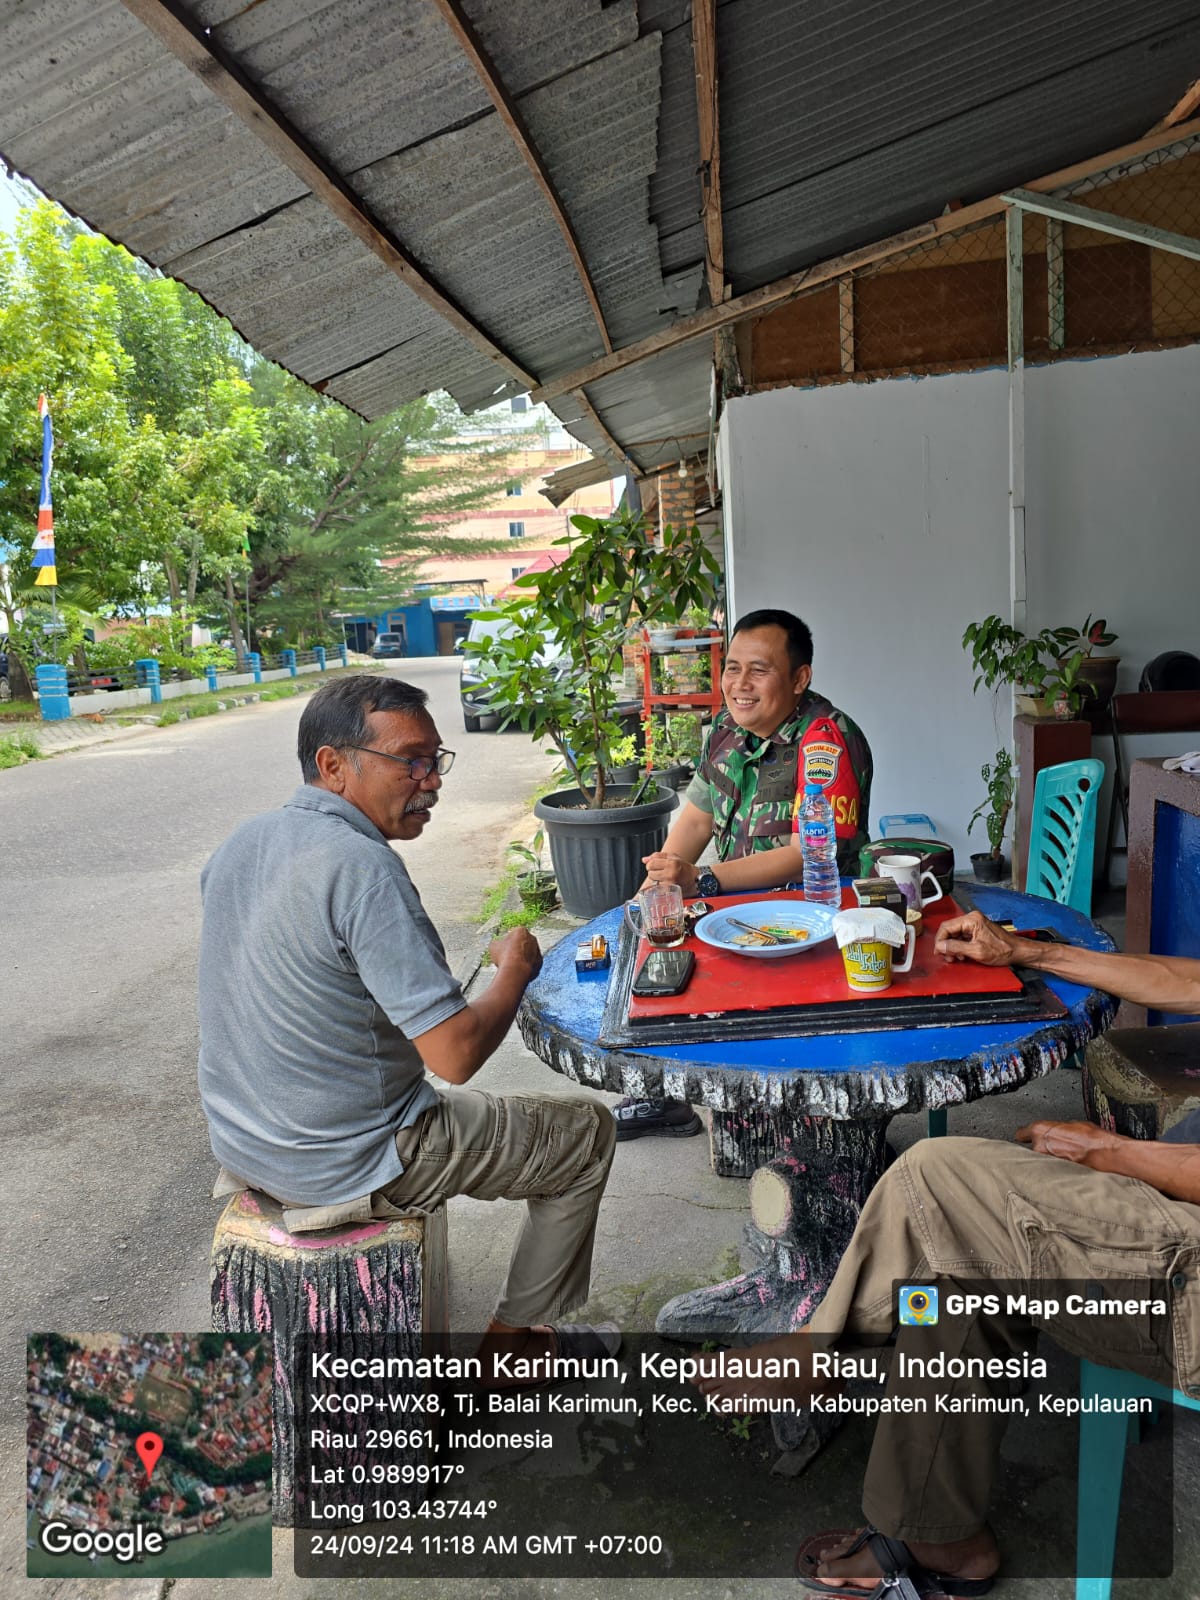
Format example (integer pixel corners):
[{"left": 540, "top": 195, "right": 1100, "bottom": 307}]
[{"left": 720, "top": 625, "right": 812, "bottom": 738}]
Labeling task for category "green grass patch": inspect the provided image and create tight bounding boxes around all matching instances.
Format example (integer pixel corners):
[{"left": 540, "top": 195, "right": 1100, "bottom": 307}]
[
  {"left": 478, "top": 865, "right": 519, "bottom": 924},
  {"left": 156, "top": 707, "right": 181, "bottom": 726},
  {"left": 0, "top": 731, "right": 44, "bottom": 769},
  {"left": 495, "top": 906, "right": 544, "bottom": 933},
  {"left": 0, "top": 699, "right": 39, "bottom": 721}
]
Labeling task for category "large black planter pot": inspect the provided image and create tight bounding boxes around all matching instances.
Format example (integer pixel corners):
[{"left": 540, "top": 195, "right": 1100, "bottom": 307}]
[{"left": 534, "top": 785, "right": 680, "bottom": 918}]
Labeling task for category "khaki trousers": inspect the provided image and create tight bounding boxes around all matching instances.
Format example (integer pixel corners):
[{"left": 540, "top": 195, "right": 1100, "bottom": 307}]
[
  {"left": 807, "top": 1136, "right": 1200, "bottom": 1542},
  {"left": 377, "top": 1088, "right": 615, "bottom": 1328}
]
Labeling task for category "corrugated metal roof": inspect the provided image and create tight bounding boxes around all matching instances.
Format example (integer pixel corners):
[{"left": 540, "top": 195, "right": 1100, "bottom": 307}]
[{"left": 0, "top": 0, "right": 1196, "bottom": 480}]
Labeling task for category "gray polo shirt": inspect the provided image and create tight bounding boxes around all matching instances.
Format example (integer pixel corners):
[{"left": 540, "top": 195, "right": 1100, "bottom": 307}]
[{"left": 197, "top": 785, "right": 465, "bottom": 1205}]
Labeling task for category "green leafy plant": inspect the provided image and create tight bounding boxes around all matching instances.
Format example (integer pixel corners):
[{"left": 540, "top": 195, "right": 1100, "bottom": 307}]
[
  {"left": 506, "top": 830, "right": 557, "bottom": 911},
  {"left": 1048, "top": 615, "right": 1118, "bottom": 657},
  {"left": 961, "top": 614, "right": 1100, "bottom": 715},
  {"left": 664, "top": 713, "right": 703, "bottom": 767},
  {"left": 506, "top": 828, "right": 549, "bottom": 874},
  {"left": 606, "top": 732, "right": 639, "bottom": 769},
  {"left": 968, "top": 749, "right": 1015, "bottom": 858},
  {"left": 468, "top": 509, "right": 721, "bottom": 807}
]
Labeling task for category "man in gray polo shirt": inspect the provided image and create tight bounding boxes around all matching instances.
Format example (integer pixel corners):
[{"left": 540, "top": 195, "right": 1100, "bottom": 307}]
[{"left": 198, "top": 674, "right": 617, "bottom": 1372}]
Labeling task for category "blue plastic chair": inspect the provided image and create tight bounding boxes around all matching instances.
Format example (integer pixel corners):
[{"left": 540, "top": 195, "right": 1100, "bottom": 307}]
[
  {"left": 1024, "top": 758, "right": 1105, "bottom": 917},
  {"left": 1076, "top": 1358, "right": 1199, "bottom": 1599}
]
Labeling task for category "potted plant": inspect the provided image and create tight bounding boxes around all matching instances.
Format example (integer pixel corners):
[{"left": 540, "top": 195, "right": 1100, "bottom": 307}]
[
  {"left": 968, "top": 749, "right": 1014, "bottom": 882},
  {"left": 506, "top": 833, "right": 558, "bottom": 914},
  {"left": 962, "top": 614, "right": 1089, "bottom": 719},
  {"left": 605, "top": 732, "right": 641, "bottom": 785},
  {"left": 469, "top": 509, "right": 721, "bottom": 917},
  {"left": 1049, "top": 616, "right": 1120, "bottom": 727}
]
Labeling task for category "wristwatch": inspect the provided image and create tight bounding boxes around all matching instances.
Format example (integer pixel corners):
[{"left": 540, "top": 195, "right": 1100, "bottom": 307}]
[{"left": 695, "top": 867, "right": 722, "bottom": 898}]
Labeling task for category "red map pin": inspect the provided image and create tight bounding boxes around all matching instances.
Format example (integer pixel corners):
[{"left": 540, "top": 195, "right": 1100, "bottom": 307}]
[{"left": 135, "top": 1432, "right": 164, "bottom": 1483}]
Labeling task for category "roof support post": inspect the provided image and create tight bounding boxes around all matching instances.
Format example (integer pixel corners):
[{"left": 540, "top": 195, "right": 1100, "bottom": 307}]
[
  {"left": 692, "top": 0, "right": 724, "bottom": 308},
  {"left": 1002, "top": 187, "right": 1200, "bottom": 263},
  {"left": 1046, "top": 217, "right": 1065, "bottom": 350},
  {"left": 1007, "top": 206, "right": 1026, "bottom": 642}
]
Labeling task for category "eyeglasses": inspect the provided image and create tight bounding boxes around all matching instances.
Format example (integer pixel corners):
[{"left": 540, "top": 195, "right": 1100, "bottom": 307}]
[{"left": 344, "top": 746, "right": 456, "bottom": 780}]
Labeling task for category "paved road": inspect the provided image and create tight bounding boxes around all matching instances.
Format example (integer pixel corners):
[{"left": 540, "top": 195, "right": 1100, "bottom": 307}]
[{"left": 0, "top": 658, "right": 556, "bottom": 1588}]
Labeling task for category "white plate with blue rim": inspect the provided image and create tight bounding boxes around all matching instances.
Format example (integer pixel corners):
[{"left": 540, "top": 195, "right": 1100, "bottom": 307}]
[{"left": 693, "top": 900, "right": 839, "bottom": 960}]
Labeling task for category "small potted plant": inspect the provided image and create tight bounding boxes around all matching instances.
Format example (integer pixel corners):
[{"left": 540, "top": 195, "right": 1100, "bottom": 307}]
[
  {"left": 968, "top": 749, "right": 1014, "bottom": 882},
  {"left": 1049, "top": 616, "right": 1120, "bottom": 726},
  {"left": 506, "top": 833, "right": 558, "bottom": 914},
  {"left": 962, "top": 614, "right": 1088, "bottom": 719},
  {"left": 605, "top": 732, "right": 641, "bottom": 785}
]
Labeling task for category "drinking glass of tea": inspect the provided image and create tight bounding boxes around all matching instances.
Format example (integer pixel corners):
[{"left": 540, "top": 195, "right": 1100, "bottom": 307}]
[{"left": 625, "top": 882, "right": 687, "bottom": 948}]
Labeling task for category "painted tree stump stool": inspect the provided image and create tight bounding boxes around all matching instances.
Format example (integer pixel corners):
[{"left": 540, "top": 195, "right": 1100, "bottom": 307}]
[
  {"left": 1083, "top": 1022, "right": 1200, "bottom": 1140},
  {"left": 210, "top": 1190, "right": 448, "bottom": 1525}
]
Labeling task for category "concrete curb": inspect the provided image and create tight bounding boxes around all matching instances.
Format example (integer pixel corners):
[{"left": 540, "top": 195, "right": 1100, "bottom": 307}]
[{"left": 3, "top": 679, "right": 337, "bottom": 763}]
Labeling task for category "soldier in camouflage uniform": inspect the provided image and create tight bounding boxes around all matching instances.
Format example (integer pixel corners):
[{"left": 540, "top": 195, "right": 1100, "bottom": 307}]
[{"left": 615, "top": 608, "right": 873, "bottom": 1140}]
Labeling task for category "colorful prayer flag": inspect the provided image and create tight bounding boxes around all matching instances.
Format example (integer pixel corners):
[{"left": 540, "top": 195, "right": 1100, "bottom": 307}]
[{"left": 32, "top": 394, "right": 57, "bottom": 587}]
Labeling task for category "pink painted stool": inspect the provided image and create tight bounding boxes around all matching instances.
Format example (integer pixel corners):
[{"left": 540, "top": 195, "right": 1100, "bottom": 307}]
[{"left": 210, "top": 1189, "right": 448, "bottom": 1524}]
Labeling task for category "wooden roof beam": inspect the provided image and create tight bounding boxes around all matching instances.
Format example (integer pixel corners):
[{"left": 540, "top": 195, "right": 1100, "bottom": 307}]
[
  {"left": 430, "top": 0, "right": 613, "bottom": 355},
  {"left": 692, "top": 0, "right": 724, "bottom": 308},
  {"left": 1149, "top": 77, "right": 1200, "bottom": 133},
  {"left": 119, "top": 0, "right": 537, "bottom": 389},
  {"left": 530, "top": 114, "right": 1200, "bottom": 405}
]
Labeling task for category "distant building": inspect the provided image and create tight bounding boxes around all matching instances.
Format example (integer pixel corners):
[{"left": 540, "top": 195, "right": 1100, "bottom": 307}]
[{"left": 341, "top": 404, "right": 618, "bottom": 658}]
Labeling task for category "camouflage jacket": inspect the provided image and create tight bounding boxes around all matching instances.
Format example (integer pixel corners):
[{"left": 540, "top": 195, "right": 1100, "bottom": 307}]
[{"left": 689, "top": 690, "right": 873, "bottom": 874}]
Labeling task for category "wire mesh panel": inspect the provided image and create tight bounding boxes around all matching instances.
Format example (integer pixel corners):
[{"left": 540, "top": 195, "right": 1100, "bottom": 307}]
[{"left": 739, "top": 135, "right": 1200, "bottom": 390}]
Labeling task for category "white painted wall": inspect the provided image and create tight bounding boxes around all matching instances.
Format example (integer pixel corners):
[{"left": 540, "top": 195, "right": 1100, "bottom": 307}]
[{"left": 717, "top": 344, "right": 1200, "bottom": 873}]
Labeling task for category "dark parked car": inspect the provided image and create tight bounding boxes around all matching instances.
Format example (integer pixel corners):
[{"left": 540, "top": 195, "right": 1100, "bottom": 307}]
[{"left": 370, "top": 631, "right": 407, "bottom": 660}]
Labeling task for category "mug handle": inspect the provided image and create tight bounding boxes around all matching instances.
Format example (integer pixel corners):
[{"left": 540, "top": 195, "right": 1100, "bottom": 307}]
[
  {"left": 894, "top": 925, "right": 916, "bottom": 974},
  {"left": 919, "top": 870, "right": 944, "bottom": 907},
  {"left": 624, "top": 900, "right": 643, "bottom": 937}
]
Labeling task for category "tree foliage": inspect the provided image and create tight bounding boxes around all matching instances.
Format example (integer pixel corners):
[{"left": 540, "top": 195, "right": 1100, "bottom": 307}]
[{"left": 0, "top": 197, "right": 525, "bottom": 673}]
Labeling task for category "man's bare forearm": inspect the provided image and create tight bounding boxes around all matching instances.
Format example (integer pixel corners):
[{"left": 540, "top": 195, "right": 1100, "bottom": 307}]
[
  {"left": 1089, "top": 1135, "right": 1200, "bottom": 1205},
  {"left": 1017, "top": 939, "right": 1200, "bottom": 1013}
]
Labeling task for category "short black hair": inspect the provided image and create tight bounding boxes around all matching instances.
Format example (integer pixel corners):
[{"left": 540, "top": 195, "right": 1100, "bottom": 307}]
[
  {"left": 298, "top": 675, "right": 429, "bottom": 780},
  {"left": 731, "top": 609, "right": 814, "bottom": 672}
]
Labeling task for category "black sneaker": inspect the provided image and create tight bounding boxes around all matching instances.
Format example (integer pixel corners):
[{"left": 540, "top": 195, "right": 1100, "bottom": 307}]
[{"left": 612, "top": 1096, "right": 703, "bottom": 1141}]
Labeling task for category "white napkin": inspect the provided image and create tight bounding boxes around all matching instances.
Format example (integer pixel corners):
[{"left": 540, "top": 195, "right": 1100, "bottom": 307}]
[
  {"left": 832, "top": 907, "right": 907, "bottom": 949},
  {"left": 1162, "top": 752, "right": 1200, "bottom": 773}
]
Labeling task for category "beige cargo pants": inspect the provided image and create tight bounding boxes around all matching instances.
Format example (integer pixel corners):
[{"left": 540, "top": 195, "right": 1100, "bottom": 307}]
[
  {"left": 378, "top": 1087, "right": 616, "bottom": 1328},
  {"left": 807, "top": 1135, "right": 1200, "bottom": 1542}
]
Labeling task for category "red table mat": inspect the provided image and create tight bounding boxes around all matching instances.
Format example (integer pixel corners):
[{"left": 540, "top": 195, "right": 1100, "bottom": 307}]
[{"left": 627, "top": 891, "right": 1023, "bottom": 1023}]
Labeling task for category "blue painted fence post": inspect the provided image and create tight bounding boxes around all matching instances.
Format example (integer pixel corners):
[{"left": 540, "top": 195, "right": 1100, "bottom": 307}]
[
  {"left": 135, "top": 658, "right": 162, "bottom": 705},
  {"left": 205, "top": 665, "right": 219, "bottom": 692},
  {"left": 282, "top": 648, "right": 297, "bottom": 678},
  {"left": 248, "top": 651, "right": 262, "bottom": 684},
  {"left": 315, "top": 646, "right": 327, "bottom": 672},
  {"left": 338, "top": 644, "right": 348, "bottom": 667},
  {"left": 35, "top": 663, "right": 71, "bottom": 721}
]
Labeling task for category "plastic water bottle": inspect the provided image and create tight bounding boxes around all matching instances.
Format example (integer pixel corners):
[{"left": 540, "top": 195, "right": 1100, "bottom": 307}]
[{"left": 800, "top": 782, "right": 841, "bottom": 906}]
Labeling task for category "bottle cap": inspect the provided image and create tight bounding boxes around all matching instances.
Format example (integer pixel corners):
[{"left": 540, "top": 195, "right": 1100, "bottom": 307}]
[{"left": 804, "top": 782, "right": 822, "bottom": 795}]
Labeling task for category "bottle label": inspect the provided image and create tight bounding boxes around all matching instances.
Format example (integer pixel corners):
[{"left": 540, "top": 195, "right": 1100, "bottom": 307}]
[{"left": 802, "top": 820, "right": 833, "bottom": 850}]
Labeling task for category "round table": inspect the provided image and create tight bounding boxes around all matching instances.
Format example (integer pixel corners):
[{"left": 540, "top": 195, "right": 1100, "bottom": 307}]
[{"left": 519, "top": 884, "right": 1117, "bottom": 1347}]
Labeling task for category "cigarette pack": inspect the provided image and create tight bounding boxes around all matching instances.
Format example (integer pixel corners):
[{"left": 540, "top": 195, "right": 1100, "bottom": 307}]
[
  {"left": 575, "top": 935, "right": 611, "bottom": 973},
  {"left": 852, "top": 877, "right": 906, "bottom": 916}
]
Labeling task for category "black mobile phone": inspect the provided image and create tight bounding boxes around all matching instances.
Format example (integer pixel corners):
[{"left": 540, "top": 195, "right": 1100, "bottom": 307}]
[{"left": 633, "top": 947, "right": 696, "bottom": 996}]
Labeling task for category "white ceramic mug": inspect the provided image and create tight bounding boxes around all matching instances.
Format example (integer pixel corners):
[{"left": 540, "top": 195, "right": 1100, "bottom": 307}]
[{"left": 874, "top": 854, "right": 944, "bottom": 913}]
